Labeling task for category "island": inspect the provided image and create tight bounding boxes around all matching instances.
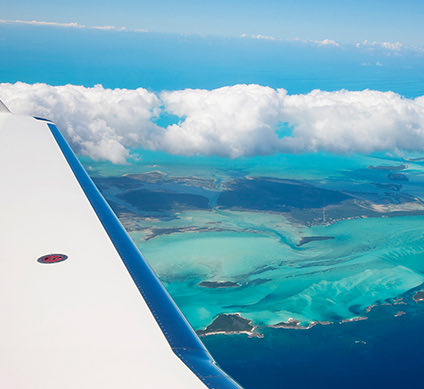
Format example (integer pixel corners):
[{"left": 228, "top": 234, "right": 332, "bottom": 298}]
[
  {"left": 296, "top": 236, "right": 334, "bottom": 247},
  {"left": 394, "top": 311, "right": 406, "bottom": 317},
  {"left": 196, "top": 313, "right": 257, "bottom": 336},
  {"left": 269, "top": 318, "right": 332, "bottom": 330},
  {"left": 340, "top": 316, "right": 368, "bottom": 324},
  {"left": 198, "top": 281, "right": 241, "bottom": 288},
  {"left": 366, "top": 304, "right": 378, "bottom": 313},
  {"left": 413, "top": 290, "right": 424, "bottom": 302}
]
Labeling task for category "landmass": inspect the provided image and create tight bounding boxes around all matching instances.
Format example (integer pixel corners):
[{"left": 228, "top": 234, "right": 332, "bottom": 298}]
[
  {"left": 197, "top": 313, "right": 257, "bottom": 337},
  {"left": 296, "top": 236, "right": 335, "bottom": 247},
  {"left": 126, "top": 171, "right": 218, "bottom": 190},
  {"left": 340, "top": 316, "right": 368, "bottom": 324},
  {"left": 270, "top": 318, "right": 332, "bottom": 330},
  {"left": 143, "top": 226, "right": 232, "bottom": 241},
  {"left": 119, "top": 189, "right": 210, "bottom": 212},
  {"left": 354, "top": 340, "right": 367, "bottom": 345},
  {"left": 95, "top": 173, "right": 424, "bottom": 227},
  {"left": 413, "top": 290, "right": 424, "bottom": 302},
  {"left": 198, "top": 281, "right": 241, "bottom": 288},
  {"left": 366, "top": 298, "right": 406, "bottom": 313},
  {"left": 394, "top": 311, "right": 406, "bottom": 317},
  {"left": 393, "top": 298, "right": 407, "bottom": 305},
  {"left": 217, "top": 177, "right": 351, "bottom": 212},
  {"left": 366, "top": 304, "right": 378, "bottom": 313}
]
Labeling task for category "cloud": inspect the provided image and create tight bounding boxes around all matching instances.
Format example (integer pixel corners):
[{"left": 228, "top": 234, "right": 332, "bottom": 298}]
[
  {"left": 0, "top": 19, "right": 146, "bottom": 34},
  {"left": 380, "top": 41, "right": 403, "bottom": 51},
  {"left": 312, "top": 38, "right": 340, "bottom": 47},
  {"left": 355, "top": 40, "right": 404, "bottom": 51},
  {"left": 250, "top": 34, "right": 277, "bottom": 41},
  {"left": 278, "top": 89, "right": 424, "bottom": 154},
  {"left": 92, "top": 25, "right": 127, "bottom": 32},
  {"left": 0, "top": 19, "right": 85, "bottom": 29},
  {"left": 1, "top": 83, "right": 424, "bottom": 162},
  {"left": 241, "top": 33, "right": 278, "bottom": 40},
  {"left": 0, "top": 83, "right": 162, "bottom": 163},
  {"left": 162, "top": 86, "right": 424, "bottom": 156},
  {"left": 241, "top": 34, "right": 340, "bottom": 47},
  {"left": 161, "top": 85, "right": 282, "bottom": 157}
]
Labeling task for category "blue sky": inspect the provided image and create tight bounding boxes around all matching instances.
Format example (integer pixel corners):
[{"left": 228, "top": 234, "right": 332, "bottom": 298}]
[
  {"left": 2, "top": 0, "right": 424, "bottom": 163},
  {"left": 2, "top": 0, "right": 424, "bottom": 45}
]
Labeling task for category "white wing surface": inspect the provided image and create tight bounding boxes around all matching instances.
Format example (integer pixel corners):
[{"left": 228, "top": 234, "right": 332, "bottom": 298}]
[{"left": 0, "top": 103, "right": 242, "bottom": 389}]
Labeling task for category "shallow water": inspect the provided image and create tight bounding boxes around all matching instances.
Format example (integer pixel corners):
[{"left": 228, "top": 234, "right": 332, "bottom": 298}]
[
  {"left": 80, "top": 135, "right": 424, "bottom": 388},
  {"left": 87, "top": 151, "right": 424, "bottom": 335},
  {"left": 4, "top": 22, "right": 424, "bottom": 388}
]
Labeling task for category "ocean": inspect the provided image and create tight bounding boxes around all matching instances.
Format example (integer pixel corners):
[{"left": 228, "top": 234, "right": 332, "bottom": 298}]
[
  {"left": 2, "top": 24, "right": 424, "bottom": 388},
  {"left": 89, "top": 150, "right": 424, "bottom": 389}
]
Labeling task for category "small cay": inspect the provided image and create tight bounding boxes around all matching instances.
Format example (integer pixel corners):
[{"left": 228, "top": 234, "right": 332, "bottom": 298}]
[
  {"left": 413, "top": 290, "right": 424, "bottom": 302},
  {"left": 198, "top": 281, "right": 241, "bottom": 288},
  {"left": 270, "top": 318, "right": 332, "bottom": 330},
  {"left": 197, "top": 313, "right": 256, "bottom": 336}
]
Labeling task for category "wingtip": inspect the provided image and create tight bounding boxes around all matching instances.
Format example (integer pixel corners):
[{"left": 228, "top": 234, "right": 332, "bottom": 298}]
[{"left": 0, "top": 99, "right": 10, "bottom": 113}]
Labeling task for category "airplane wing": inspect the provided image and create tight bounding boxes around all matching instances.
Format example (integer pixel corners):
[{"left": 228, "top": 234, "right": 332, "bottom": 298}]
[{"left": 0, "top": 101, "right": 242, "bottom": 389}]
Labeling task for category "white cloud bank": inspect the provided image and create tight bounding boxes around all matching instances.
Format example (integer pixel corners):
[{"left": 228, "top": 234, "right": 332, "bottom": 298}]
[
  {"left": 0, "top": 83, "right": 162, "bottom": 163},
  {"left": 355, "top": 40, "right": 404, "bottom": 51},
  {"left": 1, "top": 83, "right": 424, "bottom": 162},
  {"left": 241, "top": 33, "right": 341, "bottom": 48}
]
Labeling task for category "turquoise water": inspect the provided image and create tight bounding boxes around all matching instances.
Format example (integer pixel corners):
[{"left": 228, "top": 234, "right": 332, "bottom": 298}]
[
  {"left": 85, "top": 149, "right": 424, "bottom": 388},
  {"left": 86, "top": 150, "right": 424, "bottom": 388},
  {"left": 131, "top": 211, "right": 424, "bottom": 328},
  {"left": 84, "top": 146, "right": 424, "bottom": 389},
  {"left": 4, "top": 23, "right": 424, "bottom": 388},
  {"left": 86, "top": 149, "right": 424, "bottom": 328}
]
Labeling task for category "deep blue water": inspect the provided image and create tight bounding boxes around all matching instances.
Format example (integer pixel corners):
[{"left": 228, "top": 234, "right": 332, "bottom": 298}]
[
  {"left": 204, "top": 298, "right": 424, "bottom": 389},
  {"left": 1, "top": 25, "right": 424, "bottom": 97}
]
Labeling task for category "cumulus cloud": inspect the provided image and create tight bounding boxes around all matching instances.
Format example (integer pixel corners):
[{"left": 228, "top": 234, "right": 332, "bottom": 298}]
[
  {"left": 161, "top": 85, "right": 282, "bottom": 157},
  {"left": 279, "top": 89, "right": 424, "bottom": 153},
  {"left": 0, "top": 83, "right": 162, "bottom": 163},
  {"left": 312, "top": 38, "right": 340, "bottom": 47},
  {"left": 161, "top": 87, "right": 424, "bottom": 156},
  {"left": 355, "top": 40, "right": 404, "bottom": 51},
  {"left": 250, "top": 34, "right": 277, "bottom": 41},
  {"left": 1, "top": 83, "right": 424, "bottom": 162},
  {"left": 240, "top": 34, "right": 340, "bottom": 48}
]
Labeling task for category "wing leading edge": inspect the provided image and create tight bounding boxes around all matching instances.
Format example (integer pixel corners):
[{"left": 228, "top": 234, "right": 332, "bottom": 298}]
[{"left": 0, "top": 104, "right": 242, "bottom": 389}]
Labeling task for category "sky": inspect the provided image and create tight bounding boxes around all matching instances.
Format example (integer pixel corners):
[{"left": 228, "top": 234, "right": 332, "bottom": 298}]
[
  {"left": 1, "top": 1, "right": 424, "bottom": 163},
  {"left": 1, "top": 0, "right": 424, "bottom": 46}
]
